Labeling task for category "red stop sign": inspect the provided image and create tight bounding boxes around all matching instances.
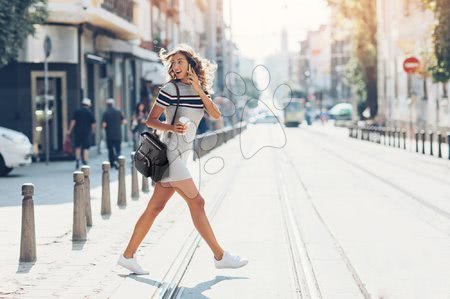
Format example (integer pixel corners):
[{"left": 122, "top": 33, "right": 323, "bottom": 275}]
[{"left": 403, "top": 57, "right": 420, "bottom": 74}]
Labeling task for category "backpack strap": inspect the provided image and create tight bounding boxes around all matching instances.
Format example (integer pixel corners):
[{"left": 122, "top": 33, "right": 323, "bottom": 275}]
[{"left": 166, "top": 80, "right": 181, "bottom": 139}]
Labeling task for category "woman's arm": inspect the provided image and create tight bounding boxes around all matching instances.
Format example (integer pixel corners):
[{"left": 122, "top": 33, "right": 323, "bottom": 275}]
[
  {"left": 187, "top": 67, "right": 222, "bottom": 120},
  {"left": 145, "top": 105, "right": 173, "bottom": 132},
  {"left": 197, "top": 89, "right": 221, "bottom": 120}
]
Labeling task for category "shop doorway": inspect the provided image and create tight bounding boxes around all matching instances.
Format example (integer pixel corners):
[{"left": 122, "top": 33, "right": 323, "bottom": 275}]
[{"left": 31, "top": 71, "right": 67, "bottom": 159}]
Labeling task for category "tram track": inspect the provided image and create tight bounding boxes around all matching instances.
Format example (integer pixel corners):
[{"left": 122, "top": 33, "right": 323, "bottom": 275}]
[
  {"left": 278, "top": 144, "right": 371, "bottom": 299},
  {"left": 308, "top": 127, "right": 450, "bottom": 186},
  {"left": 302, "top": 129, "right": 450, "bottom": 223},
  {"left": 150, "top": 137, "right": 249, "bottom": 299}
]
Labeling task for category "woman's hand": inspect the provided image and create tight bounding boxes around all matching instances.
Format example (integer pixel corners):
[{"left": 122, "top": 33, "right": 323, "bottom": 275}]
[
  {"left": 171, "top": 122, "right": 188, "bottom": 134},
  {"left": 187, "top": 68, "right": 202, "bottom": 93}
]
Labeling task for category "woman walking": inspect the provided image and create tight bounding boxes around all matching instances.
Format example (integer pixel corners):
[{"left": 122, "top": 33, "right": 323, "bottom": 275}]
[{"left": 118, "top": 44, "right": 248, "bottom": 275}]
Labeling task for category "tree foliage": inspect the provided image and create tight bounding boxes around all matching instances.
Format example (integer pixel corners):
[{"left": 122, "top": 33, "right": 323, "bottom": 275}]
[
  {"left": 326, "top": 0, "right": 378, "bottom": 118},
  {"left": 423, "top": 0, "right": 450, "bottom": 83},
  {"left": 0, "top": 0, "right": 48, "bottom": 68}
]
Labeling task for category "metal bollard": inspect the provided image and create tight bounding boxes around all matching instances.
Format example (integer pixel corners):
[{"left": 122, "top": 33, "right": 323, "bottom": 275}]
[
  {"left": 383, "top": 128, "right": 387, "bottom": 145},
  {"left": 402, "top": 129, "right": 407, "bottom": 150},
  {"left": 437, "top": 131, "right": 442, "bottom": 158},
  {"left": 19, "top": 183, "right": 36, "bottom": 262},
  {"left": 392, "top": 128, "right": 396, "bottom": 147},
  {"left": 81, "top": 166, "right": 92, "bottom": 227},
  {"left": 117, "top": 156, "right": 127, "bottom": 206},
  {"left": 72, "top": 172, "right": 87, "bottom": 241},
  {"left": 394, "top": 128, "right": 398, "bottom": 147},
  {"left": 388, "top": 129, "right": 392, "bottom": 146},
  {"left": 101, "top": 162, "right": 111, "bottom": 215},
  {"left": 397, "top": 129, "right": 401, "bottom": 148},
  {"left": 421, "top": 130, "right": 426, "bottom": 154},
  {"left": 131, "top": 152, "right": 139, "bottom": 199},
  {"left": 142, "top": 174, "right": 149, "bottom": 193},
  {"left": 429, "top": 131, "right": 434, "bottom": 156},
  {"left": 394, "top": 129, "right": 397, "bottom": 148},
  {"left": 415, "top": 129, "right": 419, "bottom": 153},
  {"left": 448, "top": 132, "right": 450, "bottom": 160}
]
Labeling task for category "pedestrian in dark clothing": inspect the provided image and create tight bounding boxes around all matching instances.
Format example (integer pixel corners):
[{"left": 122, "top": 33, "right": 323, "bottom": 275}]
[
  {"left": 131, "top": 102, "right": 148, "bottom": 150},
  {"left": 102, "top": 98, "right": 126, "bottom": 169},
  {"left": 67, "top": 98, "right": 96, "bottom": 169}
]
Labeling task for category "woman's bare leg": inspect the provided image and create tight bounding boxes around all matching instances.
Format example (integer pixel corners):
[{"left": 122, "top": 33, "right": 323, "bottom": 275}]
[
  {"left": 123, "top": 181, "right": 175, "bottom": 258},
  {"left": 169, "top": 178, "right": 224, "bottom": 260}
]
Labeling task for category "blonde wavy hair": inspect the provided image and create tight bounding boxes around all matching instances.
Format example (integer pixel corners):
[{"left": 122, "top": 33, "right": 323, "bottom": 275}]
[{"left": 159, "top": 44, "right": 217, "bottom": 94}]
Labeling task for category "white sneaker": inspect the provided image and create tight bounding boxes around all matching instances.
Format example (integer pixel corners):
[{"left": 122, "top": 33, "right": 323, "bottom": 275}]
[
  {"left": 117, "top": 254, "right": 149, "bottom": 275},
  {"left": 214, "top": 251, "right": 248, "bottom": 269}
]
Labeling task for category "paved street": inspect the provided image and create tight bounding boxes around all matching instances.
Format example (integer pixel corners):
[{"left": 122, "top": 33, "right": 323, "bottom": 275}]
[{"left": 1, "top": 123, "right": 450, "bottom": 298}]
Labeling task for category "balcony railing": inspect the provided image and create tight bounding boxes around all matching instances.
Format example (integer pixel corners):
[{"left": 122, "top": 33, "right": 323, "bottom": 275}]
[{"left": 101, "top": 0, "right": 133, "bottom": 23}]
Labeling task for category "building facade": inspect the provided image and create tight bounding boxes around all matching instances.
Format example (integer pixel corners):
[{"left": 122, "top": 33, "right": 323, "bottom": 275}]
[
  {"left": 0, "top": 0, "right": 235, "bottom": 159},
  {"left": 377, "top": 0, "right": 450, "bottom": 131},
  {"left": 298, "top": 25, "right": 333, "bottom": 109}
]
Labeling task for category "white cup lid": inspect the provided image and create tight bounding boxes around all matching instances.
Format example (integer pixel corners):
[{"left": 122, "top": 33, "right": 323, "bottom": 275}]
[{"left": 179, "top": 117, "right": 190, "bottom": 124}]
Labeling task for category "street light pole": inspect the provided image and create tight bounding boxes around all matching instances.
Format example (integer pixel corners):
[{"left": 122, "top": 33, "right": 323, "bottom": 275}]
[{"left": 44, "top": 35, "right": 52, "bottom": 165}]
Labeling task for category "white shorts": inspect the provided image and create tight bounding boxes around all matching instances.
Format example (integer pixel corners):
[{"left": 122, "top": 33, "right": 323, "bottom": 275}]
[{"left": 159, "top": 147, "right": 192, "bottom": 183}]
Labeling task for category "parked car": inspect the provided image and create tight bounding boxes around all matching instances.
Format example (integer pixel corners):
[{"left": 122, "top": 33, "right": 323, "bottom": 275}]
[
  {"left": 328, "top": 103, "right": 352, "bottom": 121},
  {"left": 0, "top": 127, "right": 33, "bottom": 176},
  {"left": 253, "top": 113, "right": 279, "bottom": 124}
]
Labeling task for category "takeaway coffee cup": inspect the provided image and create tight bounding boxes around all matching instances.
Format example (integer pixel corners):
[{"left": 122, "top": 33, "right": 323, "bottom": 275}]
[{"left": 178, "top": 117, "right": 190, "bottom": 135}]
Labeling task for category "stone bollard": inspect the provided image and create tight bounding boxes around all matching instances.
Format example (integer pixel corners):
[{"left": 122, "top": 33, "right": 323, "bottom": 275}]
[
  {"left": 72, "top": 172, "right": 87, "bottom": 241},
  {"left": 429, "top": 131, "right": 434, "bottom": 156},
  {"left": 437, "top": 131, "right": 442, "bottom": 158},
  {"left": 415, "top": 129, "right": 419, "bottom": 153},
  {"left": 101, "top": 162, "right": 111, "bottom": 215},
  {"left": 117, "top": 156, "right": 127, "bottom": 206},
  {"left": 131, "top": 152, "right": 139, "bottom": 199},
  {"left": 383, "top": 128, "right": 387, "bottom": 145},
  {"left": 142, "top": 174, "right": 149, "bottom": 193},
  {"left": 402, "top": 129, "right": 407, "bottom": 150},
  {"left": 81, "top": 166, "right": 92, "bottom": 227},
  {"left": 421, "top": 130, "right": 426, "bottom": 154},
  {"left": 19, "top": 183, "right": 36, "bottom": 262}
]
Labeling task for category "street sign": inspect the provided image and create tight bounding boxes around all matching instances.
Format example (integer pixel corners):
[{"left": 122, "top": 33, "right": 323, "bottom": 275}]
[
  {"left": 403, "top": 57, "right": 420, "bottom": 74},
  {"left": 44, "top": 35, "right": 52, "bottom": 58}
]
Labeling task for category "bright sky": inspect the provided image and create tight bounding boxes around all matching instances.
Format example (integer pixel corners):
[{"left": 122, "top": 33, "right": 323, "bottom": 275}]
[{"left": 224, "top": 0, "right": 330, "bottom": 61}]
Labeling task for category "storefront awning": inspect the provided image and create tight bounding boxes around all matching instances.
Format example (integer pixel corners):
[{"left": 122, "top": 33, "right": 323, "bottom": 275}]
[
  {"left": 95, "top": 35, "right": 159, "bottom": 62},
  {"left": 141, "top": 61, "right": 167, "bottom": 85}
]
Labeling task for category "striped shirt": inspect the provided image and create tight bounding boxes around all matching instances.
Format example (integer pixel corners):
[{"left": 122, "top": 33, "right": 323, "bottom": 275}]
[{"left": 155, "top": 80, "right": 211, "bottom": 110}]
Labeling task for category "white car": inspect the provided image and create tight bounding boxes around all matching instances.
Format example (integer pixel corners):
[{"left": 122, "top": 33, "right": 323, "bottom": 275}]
[{"left": 0, "top": 127, "right": 33, "bottom": 176}]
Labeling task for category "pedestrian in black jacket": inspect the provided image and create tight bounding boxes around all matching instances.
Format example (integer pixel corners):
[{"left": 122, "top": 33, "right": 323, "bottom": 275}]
[
  {"left": 102, "top": 98, "right": 126, "bottom": 169},
  {"left": 67, "top": 98, "right": 96, "bottom": 169}
]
